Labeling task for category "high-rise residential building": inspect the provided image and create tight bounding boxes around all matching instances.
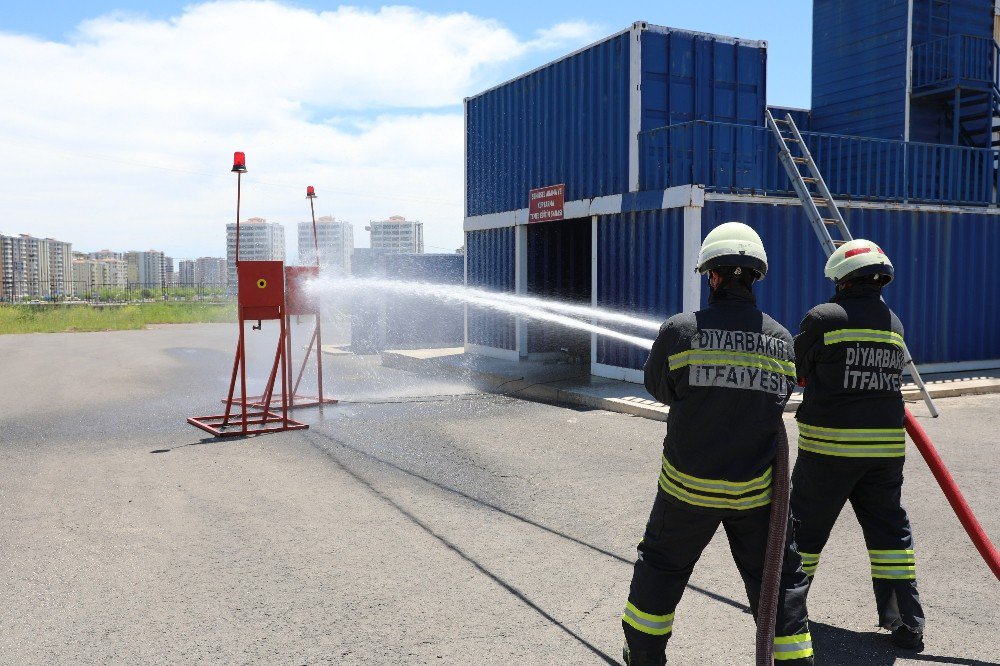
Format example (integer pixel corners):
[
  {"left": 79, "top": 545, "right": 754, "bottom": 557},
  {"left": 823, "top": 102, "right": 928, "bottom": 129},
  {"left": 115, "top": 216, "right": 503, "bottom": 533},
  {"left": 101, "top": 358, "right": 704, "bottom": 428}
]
[
  {"left": 47, "top": 239, "right": 74, "bottom": 298},
  {"left": 178, "top": 259, "right": 196, "bottom": 286},
  {"left": 195, "top": 257, "right": 227, "bottom": 287},
  {"left": 0, "top": 233, "right": 74, "bottom": 300},
  {"left": 298, "top": 215, "right": 353, "bottom": 274},
  {"left": 126, "top": 250, "right": 166, "bottom": 287},
  {"left": 226, "top": 217, "right": 285, "bottom": 287},
  {"left": 366, "top": 215, "right": 424, "bottom": 254},
  {"left": 162, "top": 256, "right": 176, "bottom": 286},
  {"left": 73, "top": 255, "right": 128, "bottom": 294},
  {"left": 0, "top": 234, "right": 27, "bottom": 300}
]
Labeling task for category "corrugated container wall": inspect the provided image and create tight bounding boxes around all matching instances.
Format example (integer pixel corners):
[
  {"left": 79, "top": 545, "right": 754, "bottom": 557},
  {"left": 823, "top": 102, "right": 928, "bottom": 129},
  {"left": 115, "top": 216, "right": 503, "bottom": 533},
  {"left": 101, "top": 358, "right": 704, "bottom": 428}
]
[
  {"left": 594, "top": 208, "right": 685, "bottom": 371},
  {"left": 912, "top": 0, "right": 993, "bottom": 42},
  {"left": 702, "top": 201, "right": 1000, "bottom": 367},
  {"left": 639, "top": 26, "right": 767, "bottom": 131},
  {"left": 465, "top": 228, "right": 516, "bottom": 351},
  {"left": 466, "top": 23, "right": 767, "bottom": 218},
  {"left": 811, "top": 0, "right": 909, "bottom": 139},
  {"left": 465, "top": 32, "right": 630, "bottom": 218}
]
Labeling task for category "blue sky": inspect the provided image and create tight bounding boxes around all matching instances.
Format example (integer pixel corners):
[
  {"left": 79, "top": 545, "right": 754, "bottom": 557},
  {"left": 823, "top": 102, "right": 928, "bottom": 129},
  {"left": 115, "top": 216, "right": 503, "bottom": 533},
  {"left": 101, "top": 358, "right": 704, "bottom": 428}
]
[{"left": 0, "top": 1, "right": 814, "bottom": 258}]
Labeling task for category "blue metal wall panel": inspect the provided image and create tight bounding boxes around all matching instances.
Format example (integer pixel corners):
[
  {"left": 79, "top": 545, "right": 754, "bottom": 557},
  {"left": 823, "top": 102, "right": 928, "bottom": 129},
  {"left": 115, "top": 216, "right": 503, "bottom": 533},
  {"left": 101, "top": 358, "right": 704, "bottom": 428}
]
[
  {"left": 465, "top": 32, "right": 630, "bottom": 217},
  {"left": 913, "top": 0, "right": 993, "bottom": 43},
  {"left": 466, "top": 228, "right": 516, "bottom": 350},
  {"left": 703, "top": 200, "right": 1000, "bottom": 365},
  {"left": 812, "top": 0, "right": 909, "bottom": 139},
  {"left": 466, "top": 24, "right": 768, "bottom": 218},
  {"left": 595, "top": 208, "right": 684, "bottom": 370},
  {"left": 640, "top": 29, "right": 767, "bottom": 131}
]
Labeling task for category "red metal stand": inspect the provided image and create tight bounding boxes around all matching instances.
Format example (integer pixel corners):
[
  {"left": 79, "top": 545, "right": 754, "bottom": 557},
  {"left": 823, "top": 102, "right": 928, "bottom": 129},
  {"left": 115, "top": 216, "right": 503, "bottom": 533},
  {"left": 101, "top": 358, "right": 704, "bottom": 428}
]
[
  {"left": 187, "top": 152, "right": 308, "bottom": 437},
  {"left": 189, "top": 260, "right": 308, "bottom": 437},
  {"left": 234, "top": 265, "right": 337, "bottom": 409},
  {"left": 228, "top": 185, "right": 338, "bottom": 410}
]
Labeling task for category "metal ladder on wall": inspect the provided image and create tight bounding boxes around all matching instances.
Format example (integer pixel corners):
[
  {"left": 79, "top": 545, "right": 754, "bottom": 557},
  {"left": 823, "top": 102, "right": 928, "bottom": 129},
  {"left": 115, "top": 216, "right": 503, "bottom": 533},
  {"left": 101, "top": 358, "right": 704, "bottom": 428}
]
[{"left": 765, "top": 109, "right": 940, "bottom": 417}]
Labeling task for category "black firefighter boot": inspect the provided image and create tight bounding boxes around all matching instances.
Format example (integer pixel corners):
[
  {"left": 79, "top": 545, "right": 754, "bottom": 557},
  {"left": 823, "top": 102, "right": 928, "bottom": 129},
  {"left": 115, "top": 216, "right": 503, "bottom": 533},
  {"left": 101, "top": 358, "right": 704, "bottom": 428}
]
[
  {"left": 891, "top": 625, "right": 924, "bottom": 651},
  {"left": 622, "top": 643, "right": 666, "bottom": 666}
]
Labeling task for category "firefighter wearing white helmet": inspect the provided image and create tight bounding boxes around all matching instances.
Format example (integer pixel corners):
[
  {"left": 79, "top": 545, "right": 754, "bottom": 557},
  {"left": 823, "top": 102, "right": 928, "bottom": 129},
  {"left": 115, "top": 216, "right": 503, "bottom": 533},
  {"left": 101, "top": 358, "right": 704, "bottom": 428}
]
[
  {"left": 622, "top": 222, "right": 813, "bottom": 666},
  {"left": 790, "top": 239, "right": 925, "bottom": 650}
]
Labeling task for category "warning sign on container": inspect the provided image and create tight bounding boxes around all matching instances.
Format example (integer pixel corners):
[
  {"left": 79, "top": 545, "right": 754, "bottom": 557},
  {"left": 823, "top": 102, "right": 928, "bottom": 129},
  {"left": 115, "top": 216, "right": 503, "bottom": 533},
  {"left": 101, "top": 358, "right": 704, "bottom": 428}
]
[{"left": 528, "top": 184, "right": 565, "bottom": 222}]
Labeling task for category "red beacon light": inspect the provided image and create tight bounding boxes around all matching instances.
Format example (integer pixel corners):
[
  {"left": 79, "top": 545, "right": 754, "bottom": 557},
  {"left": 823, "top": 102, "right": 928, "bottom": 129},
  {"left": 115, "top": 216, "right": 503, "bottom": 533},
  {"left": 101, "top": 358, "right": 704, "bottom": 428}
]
[
  {"left": 306, "top": 185, "right": 317, "bottom": 199},
  {"left": 232, "top": 151, "right": 247, "bottom": 173}
]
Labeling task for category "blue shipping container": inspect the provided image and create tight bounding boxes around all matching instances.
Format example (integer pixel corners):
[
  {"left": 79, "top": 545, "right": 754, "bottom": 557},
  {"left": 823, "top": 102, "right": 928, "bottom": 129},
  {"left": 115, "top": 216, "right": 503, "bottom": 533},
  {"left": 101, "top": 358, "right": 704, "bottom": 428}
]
[
  {"left": 701, "top": 200, "right": 1000, "bottom": 366},
  {"left": 594, "top": 208, "right": 685, "bottom": 370},
  {"left": 597, "top": 200, "right": 1000, "bottom": 371},
  {"left": 465, "top": 22, "right": 767, "bottom": 217},
  {"left": 466, "top": 227, "right": 516, "bottom": 351},
  {"left": 812, "top": 0, "right": 910, "bottom": 139}
]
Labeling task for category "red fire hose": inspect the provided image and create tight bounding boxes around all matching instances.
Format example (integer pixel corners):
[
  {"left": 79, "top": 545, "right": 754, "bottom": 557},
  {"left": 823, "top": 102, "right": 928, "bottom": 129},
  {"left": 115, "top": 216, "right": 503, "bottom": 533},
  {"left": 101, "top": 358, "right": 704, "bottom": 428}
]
[
  {"left": 903, "top": 408, "right": 1000, "bottom": 580},
  {"left": 756, "top": 421, "right": 791, "bottom": 665}
]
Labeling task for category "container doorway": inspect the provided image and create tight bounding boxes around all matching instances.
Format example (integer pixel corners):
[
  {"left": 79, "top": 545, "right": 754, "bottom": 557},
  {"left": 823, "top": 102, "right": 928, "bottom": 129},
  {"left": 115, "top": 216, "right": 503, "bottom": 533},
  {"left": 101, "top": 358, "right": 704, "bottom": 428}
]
[{"left": 525, "top": 217, "right": 592, "bottom": 358}]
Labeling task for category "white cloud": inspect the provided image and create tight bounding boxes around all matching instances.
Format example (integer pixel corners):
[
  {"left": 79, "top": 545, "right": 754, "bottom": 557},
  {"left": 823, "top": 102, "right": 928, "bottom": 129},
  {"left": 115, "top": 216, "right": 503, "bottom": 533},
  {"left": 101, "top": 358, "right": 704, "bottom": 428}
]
[{"left": 0, "top": 2, "right": 601, "bottom": 259}]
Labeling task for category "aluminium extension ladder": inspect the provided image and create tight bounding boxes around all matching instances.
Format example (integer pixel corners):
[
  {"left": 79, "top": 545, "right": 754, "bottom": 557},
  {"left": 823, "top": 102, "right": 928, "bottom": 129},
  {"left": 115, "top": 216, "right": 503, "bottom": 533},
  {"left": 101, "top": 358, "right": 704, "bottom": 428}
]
[{"left": 765, "top": 109, "right": 940, "bottom": 417}]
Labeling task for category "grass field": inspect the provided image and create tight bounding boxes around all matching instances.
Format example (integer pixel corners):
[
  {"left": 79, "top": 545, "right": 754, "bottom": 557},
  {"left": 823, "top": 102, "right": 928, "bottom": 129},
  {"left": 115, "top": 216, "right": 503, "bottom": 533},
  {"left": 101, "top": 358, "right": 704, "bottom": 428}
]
[{"left": 0, "top": 302, "right": 237, "bottom": 334}]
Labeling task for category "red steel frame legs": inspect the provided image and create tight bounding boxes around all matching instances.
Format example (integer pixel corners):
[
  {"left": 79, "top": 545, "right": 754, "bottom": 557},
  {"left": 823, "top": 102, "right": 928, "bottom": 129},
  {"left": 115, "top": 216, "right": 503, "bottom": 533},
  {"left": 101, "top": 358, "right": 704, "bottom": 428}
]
[
  {"left": 189, "top": 315, "right": 308, "bottom": 437},
  {"left": 228, "top": 314, "right": 337, "bottom": 410}
]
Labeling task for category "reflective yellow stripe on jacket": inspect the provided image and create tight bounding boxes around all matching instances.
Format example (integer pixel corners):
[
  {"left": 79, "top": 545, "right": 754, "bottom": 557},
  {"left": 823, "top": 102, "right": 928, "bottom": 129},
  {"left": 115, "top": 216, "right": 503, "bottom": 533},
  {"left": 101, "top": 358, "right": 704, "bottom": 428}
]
[
  {"left": 798, "top": 422, "right": 906, "bottom": 458},
  {"left": 668, "top": 348, "right": 796, "bottom": 377},
  {"left": 658, "top": 455, "right": 772, "bottom": 511},
  {"left": 823, "top": 328, "right": 904, "bottom": 348}
]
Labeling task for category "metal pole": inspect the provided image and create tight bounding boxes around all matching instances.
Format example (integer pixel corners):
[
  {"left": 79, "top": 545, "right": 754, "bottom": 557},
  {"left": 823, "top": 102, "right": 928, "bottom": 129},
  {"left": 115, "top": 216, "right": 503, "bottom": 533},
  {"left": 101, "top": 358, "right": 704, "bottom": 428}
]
[
  {"left": 236, "top": 171, "right": 242, "bottom": 266},
  {"left": 905, "top": 349, "right": 940, "bottom": 418},
  {"left": 310, "top": 197, "right": 319, "bottom": 266}
]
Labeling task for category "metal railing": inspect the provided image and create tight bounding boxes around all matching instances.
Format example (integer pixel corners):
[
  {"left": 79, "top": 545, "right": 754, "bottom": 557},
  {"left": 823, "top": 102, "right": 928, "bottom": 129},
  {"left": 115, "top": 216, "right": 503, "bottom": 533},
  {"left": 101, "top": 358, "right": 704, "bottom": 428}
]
[
  {"left": 640, "top": 120, "right": 1000, "bottom": 206},
  {"left": 912, "top": 34, "right": 999, "bottom": 91},
  {"left": 0, "top": 281, "right": 231, "bottom": 305}
]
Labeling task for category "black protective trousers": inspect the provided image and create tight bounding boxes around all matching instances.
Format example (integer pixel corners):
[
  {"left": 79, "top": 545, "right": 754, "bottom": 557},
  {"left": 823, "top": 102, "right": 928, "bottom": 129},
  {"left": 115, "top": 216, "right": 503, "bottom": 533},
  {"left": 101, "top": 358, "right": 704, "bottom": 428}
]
[
  {"left": 790, "top": 453, "right": 924, "bottom": 631},
  {"left": 623, "top": 489, "right": 814, "bottom": 663}
]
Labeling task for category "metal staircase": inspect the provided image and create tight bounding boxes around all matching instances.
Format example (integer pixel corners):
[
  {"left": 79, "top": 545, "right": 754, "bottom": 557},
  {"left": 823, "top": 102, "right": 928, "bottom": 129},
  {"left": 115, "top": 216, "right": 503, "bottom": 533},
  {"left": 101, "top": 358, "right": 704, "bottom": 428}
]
[{"left": 765, "top": 109, "right": 940, "bottom": 417}]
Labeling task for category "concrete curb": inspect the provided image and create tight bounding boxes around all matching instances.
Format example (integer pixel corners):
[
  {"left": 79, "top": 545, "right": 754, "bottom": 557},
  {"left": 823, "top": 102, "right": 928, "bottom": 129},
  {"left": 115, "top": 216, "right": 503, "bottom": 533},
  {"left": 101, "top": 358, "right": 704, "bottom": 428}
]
[{"left": 381, "top": 349, "right": 1000, "bottom": 422}]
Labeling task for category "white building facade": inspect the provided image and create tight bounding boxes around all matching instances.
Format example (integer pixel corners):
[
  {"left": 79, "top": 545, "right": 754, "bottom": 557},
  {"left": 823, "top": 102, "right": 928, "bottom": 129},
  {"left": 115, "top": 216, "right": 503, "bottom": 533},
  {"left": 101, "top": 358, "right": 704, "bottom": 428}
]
[
  {"left": 226, "top": 217, "right": 285, "bottom": 287},
  {"left": 0, "top": 233, "right": 74, "bottom": 301},
  {"left": 366, "top": 215, "right": 424, "bottom": 255},
  {"left": 298, "top": 216, "right": 353, "bottom": 274}
]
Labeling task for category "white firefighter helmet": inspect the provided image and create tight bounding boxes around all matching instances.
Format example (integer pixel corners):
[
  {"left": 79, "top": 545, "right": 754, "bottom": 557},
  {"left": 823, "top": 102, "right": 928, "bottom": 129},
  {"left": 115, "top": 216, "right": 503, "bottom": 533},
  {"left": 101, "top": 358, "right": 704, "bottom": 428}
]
[
  {"left": 696, "top": 222, "right": 768, "bottom": 279},
  {"left": 824, "top": 239, "right": 894, "bottom": 284}
]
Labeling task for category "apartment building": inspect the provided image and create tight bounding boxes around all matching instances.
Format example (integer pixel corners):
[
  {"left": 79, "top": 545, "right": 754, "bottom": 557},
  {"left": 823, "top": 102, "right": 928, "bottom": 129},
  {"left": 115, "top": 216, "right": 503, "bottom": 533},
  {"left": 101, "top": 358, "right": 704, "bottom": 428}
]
[
  {"left": 195, "top": 257, "right": 227, "bottom": 287},
  {"left": 125, "top": 250, "right": 166, "bottom": 288},
  {"left": 366, "top": 215, "right": 423, "bottom": 255},
  {"left": 226, "top": 217, "right": 285, "bottom": 286},
  {"left": 178, "top": 259, "right": 196, "bottom": 286},
  {"left": 0, "top": 233, "right": 74, "bottom": 300},
  {"left": 298, "top": 215, "right": 353, "bottom": 274}
]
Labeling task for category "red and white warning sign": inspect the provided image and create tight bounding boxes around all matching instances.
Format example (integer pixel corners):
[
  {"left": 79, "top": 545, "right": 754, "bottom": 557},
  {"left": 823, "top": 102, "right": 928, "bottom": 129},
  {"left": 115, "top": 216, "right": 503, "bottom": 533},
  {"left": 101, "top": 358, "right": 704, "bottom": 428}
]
[{"left": 528, "top": 184, "right": 565, "bottom": 223}]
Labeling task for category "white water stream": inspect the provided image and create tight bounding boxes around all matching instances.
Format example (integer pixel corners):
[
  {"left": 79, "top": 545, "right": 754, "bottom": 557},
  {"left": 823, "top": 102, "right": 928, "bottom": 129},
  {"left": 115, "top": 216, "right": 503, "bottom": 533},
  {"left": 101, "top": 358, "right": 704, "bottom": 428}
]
[{"left": 306, "top": 276, "right": 658, "bottom": 350}]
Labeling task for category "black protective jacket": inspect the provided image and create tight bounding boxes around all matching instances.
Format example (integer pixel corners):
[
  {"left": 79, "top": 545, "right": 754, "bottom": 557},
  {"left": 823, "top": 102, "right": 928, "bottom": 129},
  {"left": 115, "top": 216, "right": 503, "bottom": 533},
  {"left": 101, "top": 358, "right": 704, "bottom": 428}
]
[
  {"left": 793, "top": 285, "right": 907, "bottom": 458},
  {"left": 644, "top": 287, "right": 796, "bottom": 514}
]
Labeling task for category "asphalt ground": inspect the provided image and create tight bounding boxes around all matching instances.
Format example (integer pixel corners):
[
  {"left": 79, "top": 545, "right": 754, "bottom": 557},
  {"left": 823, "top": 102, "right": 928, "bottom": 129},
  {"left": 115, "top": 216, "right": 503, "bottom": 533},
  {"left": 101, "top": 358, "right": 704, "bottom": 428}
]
[{"left": 1, "top": 322, "right": 997, "bottom": 665}]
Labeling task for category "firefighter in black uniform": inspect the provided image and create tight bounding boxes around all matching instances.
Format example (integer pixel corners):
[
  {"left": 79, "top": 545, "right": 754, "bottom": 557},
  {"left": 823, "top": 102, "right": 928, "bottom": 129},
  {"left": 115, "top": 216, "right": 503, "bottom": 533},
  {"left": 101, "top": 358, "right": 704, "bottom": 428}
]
[
  {"left": 622, "top": 222, "right": 814, "bottom": 666},
  {"left": 791, "top": 239, "right": 925, "bottom": 650}
]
